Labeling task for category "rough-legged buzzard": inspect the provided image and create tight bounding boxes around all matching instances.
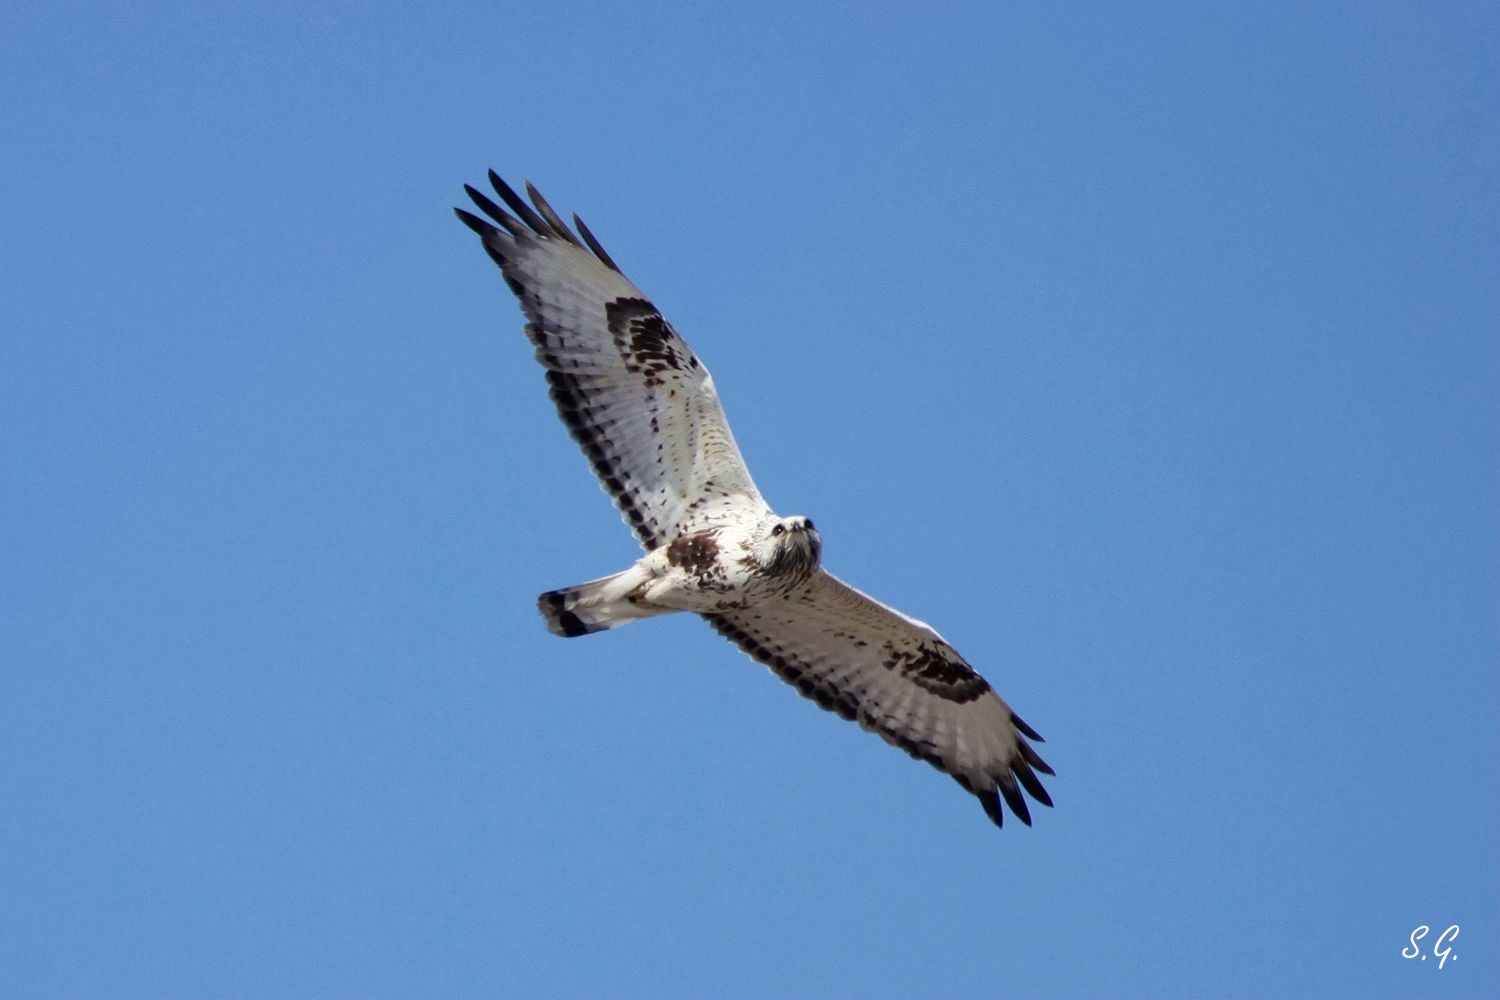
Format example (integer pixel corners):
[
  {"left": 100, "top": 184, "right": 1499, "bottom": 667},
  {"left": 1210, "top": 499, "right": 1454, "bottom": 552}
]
[{"left": 456, "top": 173, "right": 1053, "bottom": 828}]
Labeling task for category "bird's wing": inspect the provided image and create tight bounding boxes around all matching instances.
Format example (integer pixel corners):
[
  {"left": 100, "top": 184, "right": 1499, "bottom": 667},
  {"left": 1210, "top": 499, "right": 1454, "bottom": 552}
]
[
  {"left": 456, "top": 172, "right": 767, "bottom": 549},
  {"left": 705, "top": 570, "right": 1053, "bottom": 827}
]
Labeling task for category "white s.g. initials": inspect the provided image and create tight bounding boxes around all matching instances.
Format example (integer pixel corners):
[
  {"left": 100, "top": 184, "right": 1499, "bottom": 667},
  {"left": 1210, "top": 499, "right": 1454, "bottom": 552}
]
[
  {"left": 1404, "top": 924, "right": 1459, "bottom": 969},
  {"left": 1403, "top": 924, "right": 1428, "bottom": 959},
  {"left": 1433, "top": 924, "right": 1459, "bottom": 969}
]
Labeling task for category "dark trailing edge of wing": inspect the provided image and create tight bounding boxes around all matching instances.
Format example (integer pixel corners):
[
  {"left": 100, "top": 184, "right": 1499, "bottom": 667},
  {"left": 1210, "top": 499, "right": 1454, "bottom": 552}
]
[
  {"left": 544, "top": 364, "right": 667, "bottom": 549},
  {"left": 453, "top": 171, "right": 623, "bottom": 275},
  {"left": 705, "top": 614, "right": 862, "bottom": 722},
  {"left": 704, "top": 612, "right": 1054, "bottom": 830}
]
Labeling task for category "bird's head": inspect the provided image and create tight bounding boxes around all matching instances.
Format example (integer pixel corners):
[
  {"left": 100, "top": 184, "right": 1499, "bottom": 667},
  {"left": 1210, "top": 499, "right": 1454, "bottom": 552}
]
[{"left": 758, "top": 515, "right": 822, "bottom": 581}]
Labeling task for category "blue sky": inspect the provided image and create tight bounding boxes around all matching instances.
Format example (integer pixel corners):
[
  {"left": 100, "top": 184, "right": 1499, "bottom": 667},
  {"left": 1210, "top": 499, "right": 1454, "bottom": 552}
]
[{"left": 2, "top": 2, "right": 1497, "bottom": 997}]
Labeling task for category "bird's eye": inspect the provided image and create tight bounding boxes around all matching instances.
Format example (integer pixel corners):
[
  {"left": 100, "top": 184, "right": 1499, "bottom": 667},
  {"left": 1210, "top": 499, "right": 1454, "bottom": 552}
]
[
  {"left": 771, "top": 524, "right": 785, "bottom": 536},
  {"left": 804, "top": 519, "right": 815, "bottom": 531}
]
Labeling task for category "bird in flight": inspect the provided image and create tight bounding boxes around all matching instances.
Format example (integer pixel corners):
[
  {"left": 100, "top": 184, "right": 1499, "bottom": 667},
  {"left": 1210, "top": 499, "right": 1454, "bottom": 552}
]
[{"left": 455, "top": 172, "right": 1053, "bottom": 828}]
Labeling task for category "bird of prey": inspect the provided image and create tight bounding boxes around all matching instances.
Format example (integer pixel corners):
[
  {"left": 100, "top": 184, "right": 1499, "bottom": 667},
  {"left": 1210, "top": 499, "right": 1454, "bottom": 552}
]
[{"left": 455, "top": 172, "right": 1054, "bottom": 828}]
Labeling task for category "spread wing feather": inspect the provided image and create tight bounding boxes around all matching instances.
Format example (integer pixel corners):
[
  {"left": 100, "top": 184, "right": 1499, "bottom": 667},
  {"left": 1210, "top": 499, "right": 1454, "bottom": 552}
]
[
  {"left": 456, "top": 173, "right": 766, "bottom": 549},
  {"left": 705, "top": 571, "right": 1054, "bottom": 827}
]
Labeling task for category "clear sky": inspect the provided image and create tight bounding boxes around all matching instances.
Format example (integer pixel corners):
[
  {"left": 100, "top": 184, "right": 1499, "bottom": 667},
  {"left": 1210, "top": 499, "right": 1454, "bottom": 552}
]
[{"left": 2, "top": 2, "right": 1497, "bottom": 998}]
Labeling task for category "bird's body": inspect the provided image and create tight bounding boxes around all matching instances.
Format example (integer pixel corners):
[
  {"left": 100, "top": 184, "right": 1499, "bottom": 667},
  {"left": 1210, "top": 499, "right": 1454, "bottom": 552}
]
[
  {"left": 538, "top": 515, "right": 821, "bottom": 636},
  {"left": 456, "top": 172, "right": 1054, "bottom": 828}
]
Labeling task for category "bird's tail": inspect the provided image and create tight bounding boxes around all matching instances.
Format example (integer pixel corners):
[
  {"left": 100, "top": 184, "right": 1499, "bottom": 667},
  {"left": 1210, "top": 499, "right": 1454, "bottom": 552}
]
[{"left": 537, "top": 567, "right": 669, "bottom": 637}]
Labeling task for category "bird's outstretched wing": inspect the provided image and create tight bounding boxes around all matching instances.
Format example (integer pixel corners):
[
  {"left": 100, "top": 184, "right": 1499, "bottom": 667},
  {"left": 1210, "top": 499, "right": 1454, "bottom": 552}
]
[
  {"left": 456, "top": 172, "right": 766, "bottom": 549},
  {"left": 705, "top": 571, "right": 1054, "bottom": 827}
]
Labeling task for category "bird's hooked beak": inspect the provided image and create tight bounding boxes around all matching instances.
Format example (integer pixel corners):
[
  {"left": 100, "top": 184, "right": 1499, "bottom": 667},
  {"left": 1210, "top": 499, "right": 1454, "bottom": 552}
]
[{"left": 770, "top": 517, "right": 821, "bottom": 577}]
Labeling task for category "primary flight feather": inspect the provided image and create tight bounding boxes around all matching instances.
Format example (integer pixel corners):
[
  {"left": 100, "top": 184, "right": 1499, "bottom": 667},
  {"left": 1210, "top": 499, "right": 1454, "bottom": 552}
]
[{"left": 455, "top": 172, "right": 1054, "bottom": 828}]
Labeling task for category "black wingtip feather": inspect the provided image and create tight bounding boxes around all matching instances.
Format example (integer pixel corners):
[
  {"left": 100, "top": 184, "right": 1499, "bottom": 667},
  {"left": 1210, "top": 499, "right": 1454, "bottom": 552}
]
[
  {"left": 955, "top": 774, "right": 1004, "bottom": 828},
  {"left": 1011, "top": 711, "right": 1045, "bottom": 742},
  {"left": 524, "top": 180, "right": 581, "bottom": 245},
  {"left": 1019, "top": 740, "right": 1055, "bottom": 777},
  {"left": 573, "top": 213, "right": 622, "bottom": 273},
  {"left": 998, "top": 777, "right": 1033, "bottom": 826},
  {"left": 454, "top": 206, "right": 496, "bottom": 236},
  {"left": 979, "top": 788, "right": 1004, "bottom": 828},
  {"left": 1014, "top": 761, "right": 1054, "bottom": 808},
  {"left": 488, "top": 170, "right": 552, "bottom": 237},
  {"left": 464, "top": 184, "right": 523, "bottom": 235},
  {"left": 463, "top": 172, "right": 625, "bottom": 275}
]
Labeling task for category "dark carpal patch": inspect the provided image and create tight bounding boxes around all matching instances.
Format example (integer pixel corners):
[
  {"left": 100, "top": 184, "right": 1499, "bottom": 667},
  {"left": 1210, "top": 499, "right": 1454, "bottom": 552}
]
[
  {"left": 606, "top": 297, "right": 699, "bottom": 387},
  {"left": 880, "top": 642, "right": 991, "bottom": 703}
]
